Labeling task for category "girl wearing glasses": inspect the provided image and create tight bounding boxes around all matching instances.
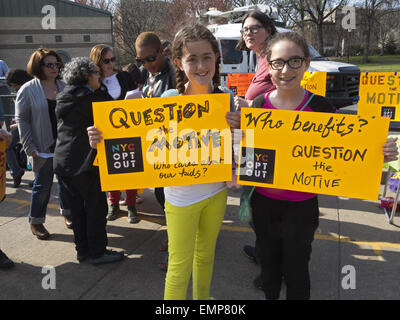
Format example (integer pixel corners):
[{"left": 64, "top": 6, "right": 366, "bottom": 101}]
[
  {"left": 232, "top": 10, "right": 277, "bottom": 290},
  {"left": 234, "top": 32, "right": 398, "bottom": 300},
  {"left": 90, "top": 44, "right": 140, "bottom": 224},
  {"left": 15, "top": 48, "right": 70, "bottom": 239}
]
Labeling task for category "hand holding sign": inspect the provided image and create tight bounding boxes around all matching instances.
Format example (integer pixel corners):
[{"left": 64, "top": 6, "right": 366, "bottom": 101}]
[
  {"left": 92, "top": 94, "right": 232, "bottom": 191},
  {"left": 87, "top": 126, "right": 102, "bottom": 149},
  {"left": 238, "top": 108, "right": 390, "bottom": 200},
  {"left": 383, "top": 137, "right": 399, "bottom": 163}
]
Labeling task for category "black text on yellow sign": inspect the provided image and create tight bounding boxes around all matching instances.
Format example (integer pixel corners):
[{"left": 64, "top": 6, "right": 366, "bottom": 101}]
[
  {"left": 92, "top": 94, "right": 232, "bottom": 191},
  {"left": 358, "top": 72, "right": 400, "bottom": 121},
  {"left": 238, "top": 108, "right": 390, "bottom": 200}
]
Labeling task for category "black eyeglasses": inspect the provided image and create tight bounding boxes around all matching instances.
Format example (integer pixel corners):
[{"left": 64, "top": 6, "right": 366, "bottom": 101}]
[
  {"left": 136, "top": 53, "right": 158, "bottom": 65},
  {"left": 42, "top": 62, "right": 62, "bottom": 69},
  {"left": 240, "top": 25, "right": 264, "bottom": 35},
  {"left": 103, "top": 57, "right": 116, "bottom": 64},
  {"left": 268, "top": 57, "right": 306, "bottom": 70}
]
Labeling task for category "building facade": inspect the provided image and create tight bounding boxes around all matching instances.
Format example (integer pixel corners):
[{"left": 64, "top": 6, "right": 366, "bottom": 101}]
[{"left": 0, "top": 0, "right": 113, "bottom": 69}]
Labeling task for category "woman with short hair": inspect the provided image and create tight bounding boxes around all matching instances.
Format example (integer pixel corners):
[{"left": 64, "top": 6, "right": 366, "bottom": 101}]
[
  {"left": 15, "top": 48, "right": 67, "bottom": 239},
  {"left": 54, "top": 57, "right": 124, "bottom": 265}
]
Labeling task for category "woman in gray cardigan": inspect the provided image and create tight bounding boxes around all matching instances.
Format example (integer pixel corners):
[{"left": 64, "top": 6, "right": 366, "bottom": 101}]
[{"left": 15, "top": 48, "right": 68, "bottom": 239}]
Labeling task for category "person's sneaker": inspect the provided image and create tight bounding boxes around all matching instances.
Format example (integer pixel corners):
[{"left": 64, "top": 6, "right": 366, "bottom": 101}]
[
  {"left": 253, "top": 274, "right": 263, "bottom": 290},
  {"left": 106, "top": 204, "right": 120, "bottom": 221},
  {"left": 127, "top": 205, "right": 140, "bottom": 224},
  {"left": 243, "top": 245, "right": 258, "bottom": 264},
  {"left": 90, "top": 250, "right": 124, "bottom": 265},
  {"left": 64, "top": 216, "right": 73, "bottom": 229},
  {"left": 12, "top": 170, "right": 24, "bottom": 188},
  {"left": 0, "top": 250, "right": 14, "bottom": 269}
]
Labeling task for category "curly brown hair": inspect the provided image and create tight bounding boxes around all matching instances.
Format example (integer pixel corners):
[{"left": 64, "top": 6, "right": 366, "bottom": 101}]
[{"left": 172, "top": 23, "right": 221, "bottom": 94}]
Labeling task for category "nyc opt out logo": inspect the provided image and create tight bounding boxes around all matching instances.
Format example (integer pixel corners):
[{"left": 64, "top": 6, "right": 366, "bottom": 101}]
[
  {"left": 105, "top": 137, "right": 144, "bottom": 174},
  {"left": 240, "top": 147, "right": 276, "bottom": 184}
]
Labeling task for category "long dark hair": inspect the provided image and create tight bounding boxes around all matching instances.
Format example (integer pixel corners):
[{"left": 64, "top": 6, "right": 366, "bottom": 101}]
[
  {"left": 172, "top": 23, "right": 221, "bottom": 94},
  {"left": 236, "top": 10, "right": 277, "bottom": 51},
  {"left": 265, "top": 32, "right": 310, "bottom": 61}
]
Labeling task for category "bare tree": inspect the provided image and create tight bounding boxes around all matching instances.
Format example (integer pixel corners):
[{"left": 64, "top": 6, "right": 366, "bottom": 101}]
[
  {"left": 377, "top": 9, "right": 400, "bottom": 55},
  {"left": 266, "top": 0, "right": 347, "bottom": 53},
  {"left": 357, "top": 0, "right": 400, "bottom": 63},
  {"left": 113, "top": 0, "right": 170, "bottom": 63},
  {"left": 166, "top": 0, "right": 232, "bottom": 34},
  {"left": 268, "top": 0, "right": 308, "bottom": 32},
  {"left": 303, "top": 0, "right": 347, "bottom": 53},
  {"left": 74, "top": 0, "right": 116, "bottom": 11},
  {"left": 232, "top": 0, "right": 259, "bottom": 6}
]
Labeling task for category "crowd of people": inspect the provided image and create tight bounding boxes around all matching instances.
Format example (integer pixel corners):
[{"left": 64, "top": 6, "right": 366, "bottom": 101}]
[{"left": 0, "top": 11, "right": 399, "bottom": 300}]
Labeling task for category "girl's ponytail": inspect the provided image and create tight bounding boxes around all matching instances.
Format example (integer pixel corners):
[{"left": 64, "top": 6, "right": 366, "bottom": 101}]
[{"left": 175, "top": 68, "right": 186, "bottom": 95}]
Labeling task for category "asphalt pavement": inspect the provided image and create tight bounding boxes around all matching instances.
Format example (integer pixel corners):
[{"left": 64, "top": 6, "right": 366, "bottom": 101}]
[{"left": 1, "top": 166, "right": 400, "bottom": 302}]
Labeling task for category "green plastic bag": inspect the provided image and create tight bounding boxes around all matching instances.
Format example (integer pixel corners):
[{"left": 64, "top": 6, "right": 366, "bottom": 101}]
[{"left": 239, "top": 186, "right": 255, "bottom": 222}]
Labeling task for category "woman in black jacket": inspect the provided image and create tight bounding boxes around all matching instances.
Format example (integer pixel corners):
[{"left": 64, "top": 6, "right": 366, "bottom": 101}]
[
  {"left": 54, "top": 57, "right": 124, "bottom": 265},
  {"left": 90, "top": 44, "right": 139, "bottom": 224}
]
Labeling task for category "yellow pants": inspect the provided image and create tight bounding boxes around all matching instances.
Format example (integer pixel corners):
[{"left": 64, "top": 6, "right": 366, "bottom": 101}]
[{"left": 164, "top": 189, "right": 228, "bottom": 300}]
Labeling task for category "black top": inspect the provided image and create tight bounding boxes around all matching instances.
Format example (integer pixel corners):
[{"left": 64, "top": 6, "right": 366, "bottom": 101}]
[
  {"left": 107, "top": 71, "right": 137, "bottom": 100},
  {"left": 47, "top": 99, "right": 57, "bottom": 140},
  {"left": 141, "top": 57, "right": 176, "bottom": 98},
  {"left": 53, "top": 84, "right": 111, "bottom": 177}
]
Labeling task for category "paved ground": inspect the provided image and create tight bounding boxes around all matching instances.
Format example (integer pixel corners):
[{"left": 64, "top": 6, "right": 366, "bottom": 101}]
[{"left": 1, "top": 166, "right": 400, "bottom": 303}]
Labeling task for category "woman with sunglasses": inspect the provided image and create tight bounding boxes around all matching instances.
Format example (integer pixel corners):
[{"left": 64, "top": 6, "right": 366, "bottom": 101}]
[
  {"left": 90, "top": 44, "right": 140, "bottom": 224},
  {"left": 15, "top": 48, "right": 69, "bottom": 239}
]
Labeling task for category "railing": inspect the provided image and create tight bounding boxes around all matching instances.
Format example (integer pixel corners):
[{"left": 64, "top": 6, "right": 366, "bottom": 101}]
[{"left": 0, "top": 78, "right": 17, "bottom": 130}]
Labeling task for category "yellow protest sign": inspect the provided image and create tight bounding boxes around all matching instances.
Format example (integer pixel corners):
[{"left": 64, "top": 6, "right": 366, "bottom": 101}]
[
  {"left": 92, "top": 94, "right": 232, "bottom": 191},
  {"left": 227, "top": 73, "right": 255, "bottom": 96},
  {"left": 358, "top": 72, "right": 400, "bottom": 121},
  {"left": 301, "top": 72, "right": 327, "bottom": 97},
  {"left": 0, "top": 140, "right": 6, "bottom": 202},
  {"left": 237, "top": 108, "right": 389, "bottom": 200}
]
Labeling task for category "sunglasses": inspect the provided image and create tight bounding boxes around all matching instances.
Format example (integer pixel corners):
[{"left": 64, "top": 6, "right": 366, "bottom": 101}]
[
  {"left": 103, "top": 57, "right": 116, "bottom": 64},
  {"left": 136, "top": 53, "right": 158, "bottom": 65},
  {"left": 42, "top": 62, "right": 62, "bottom": 69}
]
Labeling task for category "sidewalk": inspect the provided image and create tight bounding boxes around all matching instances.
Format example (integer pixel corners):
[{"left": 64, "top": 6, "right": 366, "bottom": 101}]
[{"left": 0, "top": 170, "right": 400, "bottom": 300}]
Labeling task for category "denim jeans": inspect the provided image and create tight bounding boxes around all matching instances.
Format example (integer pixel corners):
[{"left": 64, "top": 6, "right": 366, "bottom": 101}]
[
  {"left": 29, "top": 157, "right": 54, "bottom": 224},
  {"left": 6, "top": 130, "right": 24, "bottom": 178},
  {"left": 29, "top": 157, "right": 72, "bottom": 224}
]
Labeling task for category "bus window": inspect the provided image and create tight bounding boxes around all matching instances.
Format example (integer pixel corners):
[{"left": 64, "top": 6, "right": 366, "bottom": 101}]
[{"left": 220, "top": 39, "right": 243, "bottom": 64}]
